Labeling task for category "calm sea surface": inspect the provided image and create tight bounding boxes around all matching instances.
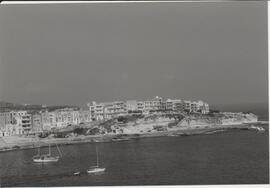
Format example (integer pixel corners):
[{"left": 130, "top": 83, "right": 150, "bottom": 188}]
[{"left": 0, "top": 123, "right": 269, "bottom": 186}]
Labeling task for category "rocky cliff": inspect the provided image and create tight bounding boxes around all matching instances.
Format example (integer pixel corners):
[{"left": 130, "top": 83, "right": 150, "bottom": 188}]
[
  {"left": 176, "top": 112, "right": 258, "bottom": 129},
  {"left": 49, "top": 112, "right": 258, "bottom": 137},
  {"left": 103, "top": 112, "right": 258, "bottom": 134}
]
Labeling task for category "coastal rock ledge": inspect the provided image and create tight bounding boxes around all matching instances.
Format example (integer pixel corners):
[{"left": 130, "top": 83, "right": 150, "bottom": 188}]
[
  {"left": 177, "top": 112, "right": 258, "bottom": 128},
  {"left": 104, "top": 112, "right": 258, "bottom": 134}
]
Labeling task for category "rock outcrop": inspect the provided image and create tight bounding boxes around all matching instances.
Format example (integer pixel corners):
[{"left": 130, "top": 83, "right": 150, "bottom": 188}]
[{"left": 177, "top": 112, "right": 258, "bottom": 128}]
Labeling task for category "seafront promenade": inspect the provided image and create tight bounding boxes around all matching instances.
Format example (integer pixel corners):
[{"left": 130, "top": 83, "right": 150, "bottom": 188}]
[{"left": 0, "top": 121, "right": 267, "bottom": 153}]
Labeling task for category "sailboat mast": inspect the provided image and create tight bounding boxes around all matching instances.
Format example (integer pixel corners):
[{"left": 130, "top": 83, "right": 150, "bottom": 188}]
[
  {"left": 56, "top": 143, "right": 62, "bottom": 157},
  {"left": 96, "top": 145, "right": 99, "bottom": 167},
  {"left": 49, "top": 143, "right": 51, "bottom": 156}
]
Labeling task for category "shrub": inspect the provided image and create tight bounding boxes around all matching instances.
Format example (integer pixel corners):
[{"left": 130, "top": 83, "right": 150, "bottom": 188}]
[
  {"left": 168, "top": 121, "right": 178, "bottom": 128},
  {"left": 117, "top": 116, "right": 127, "bottom": 122},
  {"left": 54, "top": 132, "right": 67, "bottom": 138},
  {"left": 73, "top": 128, "right": 85, "bottom": 135},
  {"left": 89, "top": 127, "right": 100, "bottom": 135},
  {"left": 38, "top": 132, "right": 50, "bottom": 138}
]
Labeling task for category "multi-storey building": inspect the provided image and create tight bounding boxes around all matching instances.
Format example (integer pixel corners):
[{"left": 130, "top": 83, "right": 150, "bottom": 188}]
[
  {"left": 40, "top": 111, "right": 56, "bottom": 130},
  {"left": 197, "top": 101, "right": 209, "bottom": 114},
  {"left": 89, "top": 102, "right": 105, "bottom": 121},
  {"left": 126, "top": 100, "right": 138, "bottom": 112},
  {"left": 184, "top": 100, "right": 192, "bottom": 112},
  {"left": 166, "top": 99, "right": 185, "bottom": 112},
  {"left": 88, "top": 96, "right": 210, "bottom": 120},
  {"left": 78, "top": 110, "right": 92, "bottom": 124},
  {"left": 0, "top": 111, "right": 12, "bottom": 130},
  {"left": 0, "top": 111, "right": 26, "bottom": 136},
  {"left": 54, "top": 108, "right": 76, "bottom": 128},
  {"left": 184, "top": 100, "right": 209, "bottom": 114},
  {"left": 1, "top": 124, "right": 23, "bottom": 136},
  {"left": 88, "top": 101, "right": 127, "bottom": 120},
  {"left": 12, "top": 111, "right": 32, "bottom": 134},
  {"left": 38, "top": 108, "right": 92, "bottom": 130},
  {"left": 31, "top": 113, "right": 43, "bottom": 133},
  {"left": 137, "top": 101, "right": 145, "bottom": 112},
  {"left": 104, "top": 101, "right": 127, "bottom": 119},
  {"left": 143, "top": 96, "right": 164, "bottom": 112},
  {"left": 0, "top": 108, "right": 93, "bottom": 136}
]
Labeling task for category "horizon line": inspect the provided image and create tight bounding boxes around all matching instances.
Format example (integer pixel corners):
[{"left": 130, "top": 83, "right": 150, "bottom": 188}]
[
  {"left": 1, "top": 0, "right": 245, "bottom": 4},
  {"left": 0, "top": 99, "right": 268, "bottom": 107}
]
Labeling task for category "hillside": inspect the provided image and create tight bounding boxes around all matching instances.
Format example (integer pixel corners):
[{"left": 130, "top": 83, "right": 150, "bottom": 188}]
[{"left": 45, "top": 112, "right": 258, "bottom": 138}]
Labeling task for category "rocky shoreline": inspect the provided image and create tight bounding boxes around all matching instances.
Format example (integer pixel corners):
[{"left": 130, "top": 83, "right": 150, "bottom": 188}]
[{"left": 0, "top": 121, "right": 267, "bottom": 153}]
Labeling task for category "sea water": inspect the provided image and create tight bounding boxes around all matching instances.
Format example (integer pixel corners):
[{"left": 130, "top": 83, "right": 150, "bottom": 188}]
[{"left": 0, "top": 123, "right": 268, "bottom": 186}]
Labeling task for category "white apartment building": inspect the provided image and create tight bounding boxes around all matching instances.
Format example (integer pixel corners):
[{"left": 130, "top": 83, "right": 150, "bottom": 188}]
[
  {"left": 165, "top": 99, "right": 185, "bottom": 112},
  {"left": 144, "top": 96, "right": 164, "bottom": 112},
  {"left": 200, "top": 102, "right": 210, "bottom": 114},
  {"left": 0, "top": 124, "right": 23, "bottom": 136},
  {"left": 0, "top": 111, "right": 12, "bottom": 130},
  {"left": 39, "top": 109, "right": 92, "bottom": 130},
  {"left": 78, "top": 110, "right": 92, "bottom": 124},
  {"left": 13, "top": 111, "right": 32, "bottom": 134},
  {"left": 88, "top": 96, "right": 210, "bottom": 121},
  {"left": 31, "top": 113, "right": 43, "bottom": 133},
  {"left": 88, "top": 101, "right": 127, "bottom": 120},
  {"left": 137, "top": 101, "right": 145, "bottom": 112},
  {"left": 126, "top": 100, "right": 138, "bottom": 111},
  {"left": 0, "top": 108, "right": 92, "bottom": 136},
  {"left": 89, "top": 102, "right": 105, "bottom": 121},
  {"left": 184, "top": 100, "right": 209, "bottom": 114},
  {"left": 54, "top": 108, "right": 78, "bottom": 128},
  {"left": 0, "top": 111, "right": 31, "bottom": 136}
]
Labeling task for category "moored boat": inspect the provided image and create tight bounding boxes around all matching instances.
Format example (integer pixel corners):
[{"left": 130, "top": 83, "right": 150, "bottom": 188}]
[
  {"left": 87, "top": 145, "right": 106, "bottom": 174},
  {"left": 33, "top": 143, "right": 62, "bottom": 163},
  {"left": 33, "top": 154, "right": 59, "bottom": 163},
  {"left": 111, "top": 137, "right": 129, "bottom": 142},
  {"left": 249, "top": 125, "right": 265, "bottom": 132},
  {"left": 87, "top": 166, "right": 106, "bottom": 174},
  {"left": 73, "top": 171, "right": 81, "bottom": 176}
]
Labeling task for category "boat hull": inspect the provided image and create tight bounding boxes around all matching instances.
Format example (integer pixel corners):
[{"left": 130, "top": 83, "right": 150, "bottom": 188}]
[
  {"left": 33, "top": 156, "right": 59, "bottom": 163},
  {"left": 73, "top": 172, "right": 81, "bottom": 176},
  {"left": 87, "top": 168, "right": 106, "bottom": 174}
]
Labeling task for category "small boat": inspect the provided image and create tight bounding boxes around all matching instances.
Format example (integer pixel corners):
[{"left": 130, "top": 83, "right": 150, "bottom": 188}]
[
  {"left": 179, "top": 133, "right": 191, "bottom": 136},
  {"left": 168, "top": 133, "right": 178, "bottom": 137},
  {"left": 73, "top": 171, "right": 81, "bottom": 176},
  {"left": 249, "top": 125, "right": 265, "bottom": 132},
  {"left": 87, "top": 146, "right": 106, "bottom": 174},
  {"left": 205, "top": 130, "right": 225, "bottom": 135},
  {"left": 33, "top": 143, "right": 62, "bottom": 163},
  {"left": 257, "top": 127, "right": 265, "bottom": 132},
  {"left": 33, "top": 154, "right": 59, "bottom": 163},
  {"left": 87, "top": 166, "right": 106, "bottom": 174},
  {"left": 111, "top": 137, "right": 129, "bottom": 142}
]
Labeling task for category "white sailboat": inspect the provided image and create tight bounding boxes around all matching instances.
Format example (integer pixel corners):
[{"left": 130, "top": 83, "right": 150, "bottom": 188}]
[
  {"left": 33, "top": 143, "right": 62, "bottom": 163},
  {"left": 87, "top": 145, "right": 106, "bottom": 174}
]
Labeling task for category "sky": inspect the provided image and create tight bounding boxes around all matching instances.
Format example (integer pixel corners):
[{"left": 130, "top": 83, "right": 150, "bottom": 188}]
[{"left": 0, "top": 2, "right": 268, "bottom": 106}]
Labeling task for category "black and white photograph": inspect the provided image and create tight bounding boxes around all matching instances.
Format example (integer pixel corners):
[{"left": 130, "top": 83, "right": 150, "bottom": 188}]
[{"left": 0, "top": 0, "right": 268, "bottom": 187}]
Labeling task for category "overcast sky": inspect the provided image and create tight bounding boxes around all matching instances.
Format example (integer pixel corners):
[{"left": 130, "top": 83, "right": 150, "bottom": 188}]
[{"left": 0, "top": 2, "right": 267, "bottom": 106}]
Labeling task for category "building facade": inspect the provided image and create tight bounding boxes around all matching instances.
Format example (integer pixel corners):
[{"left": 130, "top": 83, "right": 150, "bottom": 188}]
[
  {"left": 31, "top": 113, "right": 43, "bottom": 133},
  {"left": 89, "top": 101, "right": 127, "bottom": 120},
  {"left": 88, "top": 96, "right": 210, "bottom": 120}
]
